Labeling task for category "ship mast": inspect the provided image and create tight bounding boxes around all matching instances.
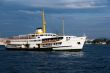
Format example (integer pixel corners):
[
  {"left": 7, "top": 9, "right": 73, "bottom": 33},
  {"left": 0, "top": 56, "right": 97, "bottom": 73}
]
[
  {"left": 42, "top": 9, "right": 46, "bottom": 33},
  {"left": 62, "top": 17, "right": 65, "bottom": 36}
]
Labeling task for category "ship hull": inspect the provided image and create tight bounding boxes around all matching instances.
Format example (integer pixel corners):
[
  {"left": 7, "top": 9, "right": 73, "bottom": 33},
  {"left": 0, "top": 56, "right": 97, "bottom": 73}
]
[{"left": 5, "top": 36, "right": 86, "bottom": 52}]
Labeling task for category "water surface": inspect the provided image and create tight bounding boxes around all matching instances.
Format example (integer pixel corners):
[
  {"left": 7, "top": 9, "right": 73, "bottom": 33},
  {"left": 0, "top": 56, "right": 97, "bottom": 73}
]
[{"left": 0, "top": 45, "right": 110, "bottom": 73}]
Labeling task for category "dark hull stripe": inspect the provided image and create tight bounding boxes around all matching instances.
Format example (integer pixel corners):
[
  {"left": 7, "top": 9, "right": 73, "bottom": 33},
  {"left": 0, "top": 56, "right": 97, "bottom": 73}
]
[
  {"left": 53, "top": 49, "right": 82, "bottom": 52},
  {"left": 6, "top": 48, "right": 82, "bottom": 52},
  {"left": 6, "top": 48, "right": 53, "bottom": 51}
]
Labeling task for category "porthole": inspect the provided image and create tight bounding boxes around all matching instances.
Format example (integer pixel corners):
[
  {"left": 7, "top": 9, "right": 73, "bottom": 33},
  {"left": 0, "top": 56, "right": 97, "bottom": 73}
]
[{"left": 77, "top": 42, "right": 81, "bottom": 44}]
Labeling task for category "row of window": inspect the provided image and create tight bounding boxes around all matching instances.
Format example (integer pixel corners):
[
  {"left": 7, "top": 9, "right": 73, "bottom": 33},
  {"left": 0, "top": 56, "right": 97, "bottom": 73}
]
[
  {"left": 39, "top": 34, "right": 56, "bottom": 36},
  {"left": 43, "top": 37, "right": 63, "bottom": 42},
  {"left": 43, "top": 42, "right": 62, "bottom": 46},
  {"left": 32, "top": 34, "right": 56, "bottom": 37},
  {"left": 66, "top": 37, "right": 71, "bottom": 39},
  {"left": 66, "top": 37, "right": 71, "bottom": 41},
  {"left": 30, "top": 40, "right": 41, "bottom": 42}
]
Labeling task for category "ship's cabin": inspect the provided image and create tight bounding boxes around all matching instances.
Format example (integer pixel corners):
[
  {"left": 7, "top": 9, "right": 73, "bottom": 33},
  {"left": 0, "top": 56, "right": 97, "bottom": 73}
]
[{"left": 30, "top": 28, "right": 58, "bottom": 39}]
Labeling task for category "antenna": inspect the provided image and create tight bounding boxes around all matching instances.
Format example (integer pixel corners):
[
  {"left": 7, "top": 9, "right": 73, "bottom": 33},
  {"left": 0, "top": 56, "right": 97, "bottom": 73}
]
[{"left": 62, "top": 17, "right": 65, "bottom": 36}]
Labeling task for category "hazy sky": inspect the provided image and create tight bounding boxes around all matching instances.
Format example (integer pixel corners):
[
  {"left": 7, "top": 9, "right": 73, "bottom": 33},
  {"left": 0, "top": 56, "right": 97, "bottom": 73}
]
[{"left": 0, "top": 0, "right": 110, "bottom": 38}]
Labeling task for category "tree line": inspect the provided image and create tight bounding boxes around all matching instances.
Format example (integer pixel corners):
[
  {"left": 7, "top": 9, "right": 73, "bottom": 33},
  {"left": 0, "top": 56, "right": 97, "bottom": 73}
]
[{"left": 86, "top": 38, "right": 110, "bottom": 45}]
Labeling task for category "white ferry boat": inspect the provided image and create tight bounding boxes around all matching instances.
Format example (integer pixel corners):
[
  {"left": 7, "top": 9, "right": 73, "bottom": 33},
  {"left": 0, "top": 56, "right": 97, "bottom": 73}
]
[{"left": 5, "top": 10, "right": 86, "bottom": 51}]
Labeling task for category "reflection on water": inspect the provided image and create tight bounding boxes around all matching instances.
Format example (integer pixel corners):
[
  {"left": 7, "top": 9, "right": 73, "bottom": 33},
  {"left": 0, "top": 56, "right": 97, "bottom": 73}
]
[
  {"left": 58, "top": 52, "right": 84, "bottom": 58},
  {"left": 28, "top": 51, "right": 84, "bottom": 58}
]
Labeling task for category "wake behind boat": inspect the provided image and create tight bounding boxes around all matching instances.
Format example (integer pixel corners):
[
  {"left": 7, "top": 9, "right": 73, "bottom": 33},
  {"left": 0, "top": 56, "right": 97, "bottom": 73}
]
[{"left": 5, "top": 10, "right": 86, "bottom": 51}]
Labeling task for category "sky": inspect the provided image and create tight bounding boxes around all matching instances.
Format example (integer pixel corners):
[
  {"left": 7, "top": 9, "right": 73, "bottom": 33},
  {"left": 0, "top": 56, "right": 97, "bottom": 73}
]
[
  {"left": 0, "top": 0, "right": 110, "bottom": 38},
  {"left": 1, "top": 0, "right": 109, "bottom": 8}
]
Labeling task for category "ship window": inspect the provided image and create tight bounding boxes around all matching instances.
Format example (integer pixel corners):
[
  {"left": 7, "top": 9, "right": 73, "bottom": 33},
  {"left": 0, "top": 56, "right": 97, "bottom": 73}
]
[
  {"left": 59, "top": 42, "right": 62, "bottom": 44},
  {"left": 77, "top": 42, "right": 81, "bottom": 45},
  {"left": 59, "top": 37, "right": 62, "bottom": 39},
  {"left": 48, "top": 43, "right": 50, "bottom": 45},
  {"left": 33, "top": 40, "right": 37, "bottom": 42},
  {"left": 32, "top": 35, "right": 35, "bottom": 37},
  {"left": 54, "top": 43, "right": 56, "bottom": 45},
  {"left": 66, "top": 37, "right": 70, "bottom": 41}
]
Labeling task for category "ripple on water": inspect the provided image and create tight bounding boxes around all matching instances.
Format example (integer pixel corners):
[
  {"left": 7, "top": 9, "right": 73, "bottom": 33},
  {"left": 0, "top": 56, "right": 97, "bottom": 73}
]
[{"left": 0, "top": 45, "right": 110, "bottom": 73}]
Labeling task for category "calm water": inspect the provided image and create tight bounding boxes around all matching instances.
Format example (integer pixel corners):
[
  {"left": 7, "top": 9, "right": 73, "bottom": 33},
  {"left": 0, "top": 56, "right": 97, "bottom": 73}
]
[{"left": 0, "top": 45, "right": 110, "bottom": 73}]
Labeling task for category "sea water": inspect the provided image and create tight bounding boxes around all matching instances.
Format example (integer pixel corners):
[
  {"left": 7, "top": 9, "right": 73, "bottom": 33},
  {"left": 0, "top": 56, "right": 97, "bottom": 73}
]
[{"left": 0, "top": 45, "right": 110, "bottom": 73}]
